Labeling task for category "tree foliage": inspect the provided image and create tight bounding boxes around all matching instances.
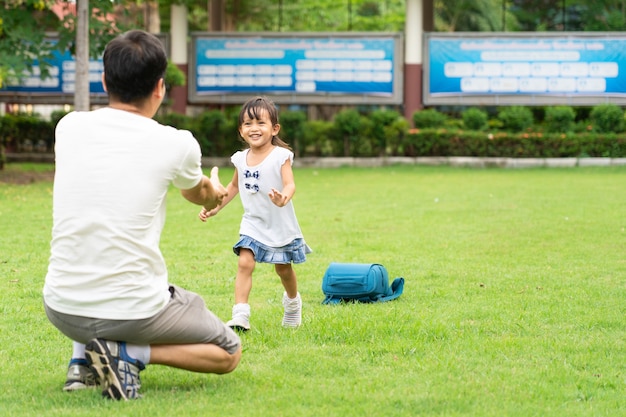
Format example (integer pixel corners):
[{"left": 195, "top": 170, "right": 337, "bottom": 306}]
[
  {"left": 2, "top": 0, "right": 625, "bottom": 91},
  {"left": 512, "top": 0, "right": 626, "bottom": 31},
  {"left": 0, "top": 0, "right": 132, "bottom": 88},
  {"left": 159, "top": 0, "right": 407, "bottom": 33},
  {"left": 435, "top": 0, "right": 519, "bottom": 31},
  {"left": 0, "top": 1, "right": 59, "bottom": 87}
]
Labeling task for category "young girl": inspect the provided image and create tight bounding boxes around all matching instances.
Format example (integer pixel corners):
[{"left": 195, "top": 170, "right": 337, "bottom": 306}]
[{"left": 199, "top": 96, "right": 311, "bottom": 331}]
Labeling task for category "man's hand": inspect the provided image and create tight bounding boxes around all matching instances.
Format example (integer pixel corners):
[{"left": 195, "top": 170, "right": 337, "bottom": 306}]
[
  {"left": 206, "top": 166, "right": 228, "bottom": 209},
  {"left": 182, "top": 166, "right": 228, "bottom": 211}
]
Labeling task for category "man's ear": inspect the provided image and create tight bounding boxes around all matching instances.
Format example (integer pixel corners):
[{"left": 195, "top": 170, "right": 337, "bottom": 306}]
[
  {"left": 155, "top": 77, "right": 166, "bottom": 99},
  {"left": 101, "top": 73, "right": 108, "bottom": 92}
]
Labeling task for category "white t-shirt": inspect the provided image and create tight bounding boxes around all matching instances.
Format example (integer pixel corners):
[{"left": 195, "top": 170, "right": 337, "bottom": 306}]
[
  {"left": 231, "top": 147, "right": 304, "bottom": 247},
  {"left": 43, "top": 107, "right": 203, "bottom": 320}
]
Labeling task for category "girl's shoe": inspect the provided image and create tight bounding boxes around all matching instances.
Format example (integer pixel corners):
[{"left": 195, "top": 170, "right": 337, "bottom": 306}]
[
  {"left": 282, "top": 292, "right": 302, "bottom": 328},
  {"left": 227, "top": 303, "right": 251, "bottom": 331},
  {"left": 227, "top": 316, "right": 251, "bottom": 331}
]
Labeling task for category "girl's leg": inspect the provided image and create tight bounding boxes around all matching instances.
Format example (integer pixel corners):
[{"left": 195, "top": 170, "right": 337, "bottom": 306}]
[
  {"left": 275, "top": 263, "right": 302, "bottom": 327},
  {"left": 275, "top": 263, "right": 298, "bottom": 298},
  {"left": 227, "top": 249, "right": 255, "bottom": 331},
  {"left": 235, "top": 249, "right": 255, "bottom": 303}
]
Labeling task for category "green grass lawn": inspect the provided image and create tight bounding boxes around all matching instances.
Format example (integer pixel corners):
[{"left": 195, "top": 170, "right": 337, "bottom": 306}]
[{"left": 1, "top": 163, "right": 625, "bottom": 416}]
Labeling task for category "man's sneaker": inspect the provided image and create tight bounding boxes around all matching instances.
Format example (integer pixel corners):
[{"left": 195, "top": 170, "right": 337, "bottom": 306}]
[
  {"left": 282, "top": 292, "right": 302, "bottom": 328},
  {"left": 227, "top": 303, "right": 251, "bottom": 331},
  {"left": 63, "top": 359, "right": 96, "bottom": 392},
  {"left": 85, "top": 338, "right": 145, "bottom": 401}
]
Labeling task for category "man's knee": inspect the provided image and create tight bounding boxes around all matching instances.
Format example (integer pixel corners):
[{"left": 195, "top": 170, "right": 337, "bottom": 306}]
[{"left": 218, "top": 346, "right": 242, "bottom": 374}]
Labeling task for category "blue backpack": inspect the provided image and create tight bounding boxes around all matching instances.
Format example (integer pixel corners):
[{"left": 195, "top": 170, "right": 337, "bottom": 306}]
[{"left": 321, "top": 263, "right": 405, "bottom": 304}]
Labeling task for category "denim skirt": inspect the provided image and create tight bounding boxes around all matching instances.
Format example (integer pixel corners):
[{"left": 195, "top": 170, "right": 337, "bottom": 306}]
[{"left": 233, "top": 235, "right": 312, "bottom": 264}]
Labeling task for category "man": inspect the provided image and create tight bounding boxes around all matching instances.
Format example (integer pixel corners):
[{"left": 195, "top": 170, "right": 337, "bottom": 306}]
[{"left": 43, "top": 29, "right": 241, "bottom": 401}]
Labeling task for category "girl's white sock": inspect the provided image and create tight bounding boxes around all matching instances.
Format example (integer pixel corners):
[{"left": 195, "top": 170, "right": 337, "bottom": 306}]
[{"left": 232, "top": 303, "right": 251, "bottom": 318}]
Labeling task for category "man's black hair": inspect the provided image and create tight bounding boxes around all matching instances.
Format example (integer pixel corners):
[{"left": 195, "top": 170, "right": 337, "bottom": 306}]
[{"left": 102, "top": 30, "right": 168, "bottom": 104}]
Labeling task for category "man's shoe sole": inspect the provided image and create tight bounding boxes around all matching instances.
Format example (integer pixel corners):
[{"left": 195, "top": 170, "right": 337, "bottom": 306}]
[
  {"left": 63, "top": 381, "right": 89, "bottom": 392},
  {"left": 85, "top": 339, "right": 128, "bottom": 400}
]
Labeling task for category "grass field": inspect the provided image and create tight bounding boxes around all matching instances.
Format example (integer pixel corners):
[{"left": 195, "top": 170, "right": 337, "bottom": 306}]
[{"left": 1, "top": 163, "right": 625, "bottom": 416}]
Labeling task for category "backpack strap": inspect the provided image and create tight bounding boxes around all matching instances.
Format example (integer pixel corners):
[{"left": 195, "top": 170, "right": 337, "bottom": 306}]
[
  {"left": 378, "top": 277, "right": 404, "bottom": 302},
  {"left": 322, "top": 294, "right": 341, "bottom": 305}
]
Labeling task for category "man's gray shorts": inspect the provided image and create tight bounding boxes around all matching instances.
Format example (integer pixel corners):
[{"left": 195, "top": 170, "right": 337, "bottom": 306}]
[{"left": 44, "top": 284, "right": 240, "bottom": 354}]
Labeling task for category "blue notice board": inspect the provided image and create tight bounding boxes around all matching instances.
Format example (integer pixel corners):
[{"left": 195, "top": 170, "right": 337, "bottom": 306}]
[
  {"left": 425, "top": 33, "right": 626, "bottom": 105},
  {"left": 0, "top": 49, "right": 105, "bottom": 95},
  {"left": 189, "top": 33, "right": 403, "bottom": 104},
  {"left": 0, "top": 34, "right": 168, "bottom": 103}
]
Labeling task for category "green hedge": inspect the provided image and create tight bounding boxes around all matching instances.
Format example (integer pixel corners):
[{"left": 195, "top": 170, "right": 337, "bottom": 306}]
[
  {"left": 405, "top": 129, "right": 626, "bottom": 158},
  {"left": 0, "top": 113, "right": 54, "bottom": 153},
  {"left": 2, "top": 104, "right": 626, "bottom": 159}
]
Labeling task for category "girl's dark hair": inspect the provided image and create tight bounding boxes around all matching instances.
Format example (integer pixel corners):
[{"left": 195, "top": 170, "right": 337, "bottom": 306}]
[
  {"left": 238, "top": 96, "right": 292, "bottom": 150},
  {"left": 102, "top": 30, "right": 167, "bottom": 104}
]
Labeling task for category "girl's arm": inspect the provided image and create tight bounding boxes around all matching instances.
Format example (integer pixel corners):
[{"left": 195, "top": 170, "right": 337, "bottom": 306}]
[
  {"left": 268, "top": 160, "right": 295, "bottom": 207},
  {"left": 199, "top": 170, "right": 240, "bottom": 222}
]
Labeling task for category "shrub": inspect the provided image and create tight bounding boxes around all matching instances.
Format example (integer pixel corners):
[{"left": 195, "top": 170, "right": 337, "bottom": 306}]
[
  {"left": 332, "top": 108, "right": 364, "bottom": 156},
  {"left": 462, "top": 107, "right": 488, "bottom": 130},
  {"left": 192, "top": 110, "right": 232, "bottom": 156},
  {"left": 50, "top": 110, "right": 69, "bottom": 127},
  {"left": 155, "top": 112, "right": 192, "bottom": 131},
  {"left": 5, "top": 106, "right": 626, "bottom": 159},
  {"left": 165, "top": 61, "right": 186, "bottom": 88},
  {"left": 369, "top": 109, "right": 403, "bottom": 156},
  {"left": 544, "top": 106, "right": 576, "bottom": 133},
  {"left": 353, "top": 116, "right": 375, "bottom": 157},
  {"left": 280, "top": 110, "right": 307, "bottom": 156},
  {"left": 444, "top": 117, "right": 464, "bottom": 129},
  {"left": 301, "top": 120, "right": 335, "bottom": 156},
  {"left": 0, "top": 116, "right": 4, "bottom": 169},
  {"left": 590, "top": 103, "right": 624, "bottom": 133},
  {"left": 385, "top": 117, "right": 410, "bottom": 156},
  {"left": 576, "top": 132, "right": 624, "bottom": 157},
  {"left": 412, "top": 108, "right": 447, "bottom": 128},
  {"left": 0, "top": 114, "right": 54, "bottom": 152},
  {"left": 0, "top": 115, "right": 18, "bottom": 152},
  {"left": 497, "top": 106, "right": 534, "bottom": 132}
]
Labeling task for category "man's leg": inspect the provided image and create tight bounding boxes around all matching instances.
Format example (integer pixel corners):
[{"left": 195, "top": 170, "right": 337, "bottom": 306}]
[
  {"left": 150, "top": 343, "right": 242, "bottom": 373},
  {"left": 64, "top": 341, "right": 97, "bottom": 391},
  {"left": 85, "top": 340, "right": 241, "bottom": 400}
]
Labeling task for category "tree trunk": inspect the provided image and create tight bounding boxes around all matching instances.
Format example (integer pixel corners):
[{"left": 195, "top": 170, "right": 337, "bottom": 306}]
[
  {"left": 209, "top": 0, "right": 224, "bottom": 31},
  {"left": 74, "top": 0, "right": 90, "bottom": 111},
  {"left": 144, "top": 1, "right": 160, "bottom": 33}
]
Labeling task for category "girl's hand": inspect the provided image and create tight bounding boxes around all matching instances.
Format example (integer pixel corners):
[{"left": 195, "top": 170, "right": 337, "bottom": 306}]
[
  {"left": 268, "top": 188, "right": 288, "bottom": 207},
  {"left": 198, "top": 206, "right": 219, "bottom": 222}
]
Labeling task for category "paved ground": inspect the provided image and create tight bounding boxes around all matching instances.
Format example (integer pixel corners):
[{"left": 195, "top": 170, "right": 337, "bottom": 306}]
[{"left": 0, "top": 167, "right": 55, "bottom": 184}]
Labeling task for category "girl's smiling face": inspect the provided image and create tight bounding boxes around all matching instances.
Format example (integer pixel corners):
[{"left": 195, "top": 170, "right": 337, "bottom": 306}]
[{"left": 239, "top": 108, "right": 280, "bottom": 150}]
